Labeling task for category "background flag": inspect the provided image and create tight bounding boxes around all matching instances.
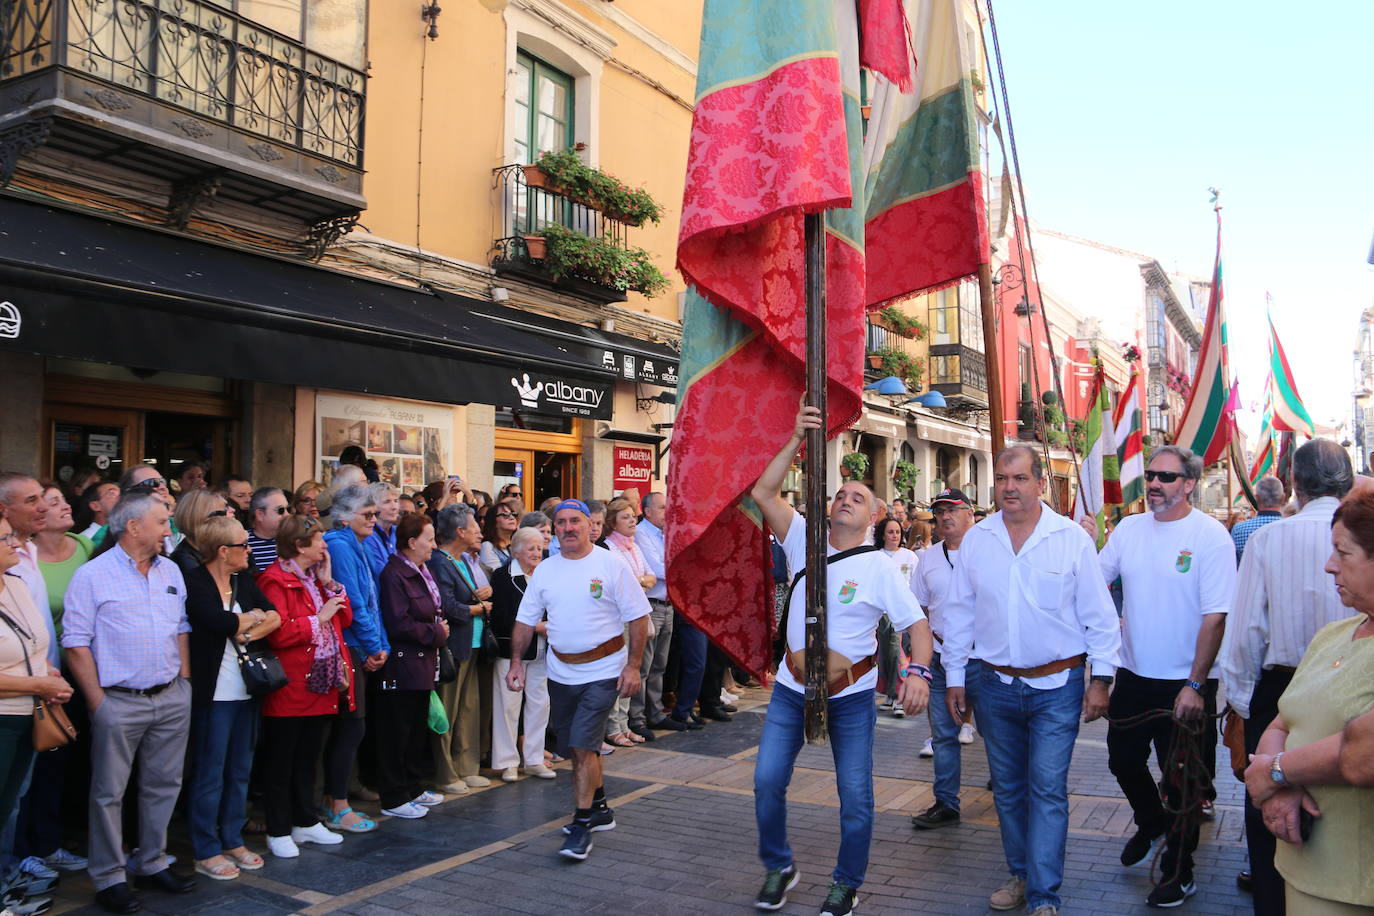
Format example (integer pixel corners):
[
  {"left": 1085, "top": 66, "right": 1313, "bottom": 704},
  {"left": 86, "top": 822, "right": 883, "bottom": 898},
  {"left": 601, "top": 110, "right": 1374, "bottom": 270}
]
[
  {"left": 1173, "top": 210, "right": 1234, "bottom": 464},
  {"left": 666, "top": 0, "right": 987, "bottom": 677},
  {"left": 1267, "top": 306, "right": 1316, "bottom": 436},
  {"left": 1072, "top": 365, "right": 1120, "bottom": 543},
  {"left": 1114, "top": 365, "right": 1144, "bottom": 505},
  {"left": 1248, "top": 380, "right": 1277, "bottom": 485}
]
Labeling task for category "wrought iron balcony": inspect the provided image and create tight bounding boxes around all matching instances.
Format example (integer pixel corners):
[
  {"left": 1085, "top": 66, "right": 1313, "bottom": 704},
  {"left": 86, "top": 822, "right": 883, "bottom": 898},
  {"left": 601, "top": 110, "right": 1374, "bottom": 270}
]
[
  {"left": 0, "top": 0, "right": 366, "bottom": 247},
  {"left": 928, "top": 343, "right": 988, "bottom": 408},
  {"left": 490, "top": 163, "right": 631, "bottom": 304},
  {"left": 865, "top": 316, "right": 923, "bottom": 381}
]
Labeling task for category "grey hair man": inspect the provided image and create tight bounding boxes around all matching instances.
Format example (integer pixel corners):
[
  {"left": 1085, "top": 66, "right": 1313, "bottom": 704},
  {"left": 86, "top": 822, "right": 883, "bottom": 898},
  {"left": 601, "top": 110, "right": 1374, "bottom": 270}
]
[
  {"left": 628, "top": 492, "right": 675, "bottom": 740},
  {"left": 1096, "top": 444, "right": 1236, "bottom": 907},
  {"left": 0, "top": 472, "right": 57, "bottom": 666},
  {"left": 1220, "top": 439, "right": 1353, "bottom": 911},
  {"left": 63, "top": 491, "right": 196, "bottom": 910},
  {"left": 1232, "top": 476, "right": 1288, "bottom": 563},
  {"left": 245, "top": 487, "right": 288, "bottom": 571}
]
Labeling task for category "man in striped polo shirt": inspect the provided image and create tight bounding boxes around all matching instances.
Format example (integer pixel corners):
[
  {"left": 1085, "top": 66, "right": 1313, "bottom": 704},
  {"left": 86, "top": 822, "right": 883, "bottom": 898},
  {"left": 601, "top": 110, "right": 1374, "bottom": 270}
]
[{"left": 245, "top": 487, "right": 289, "bottom": 572}]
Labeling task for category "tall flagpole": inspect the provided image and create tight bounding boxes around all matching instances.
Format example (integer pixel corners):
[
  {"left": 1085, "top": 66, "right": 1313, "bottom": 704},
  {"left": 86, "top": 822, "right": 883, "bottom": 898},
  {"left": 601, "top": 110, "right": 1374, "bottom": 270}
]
[{"left": 803, "top": 212, "right": 830, "bottom": 744}]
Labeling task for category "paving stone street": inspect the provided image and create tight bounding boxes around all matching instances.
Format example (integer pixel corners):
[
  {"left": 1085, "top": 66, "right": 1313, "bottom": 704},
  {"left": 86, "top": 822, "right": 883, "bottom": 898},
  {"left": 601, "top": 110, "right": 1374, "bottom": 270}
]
[{"left": 47, "top": 688, "right": 1250, "bottom": 916}]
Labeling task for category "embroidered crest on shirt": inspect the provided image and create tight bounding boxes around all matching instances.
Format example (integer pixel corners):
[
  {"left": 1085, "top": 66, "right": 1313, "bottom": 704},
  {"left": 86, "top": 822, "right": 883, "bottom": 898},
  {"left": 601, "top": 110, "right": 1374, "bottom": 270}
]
[
  {"left": 589, "top": 578, "right": 604, "bottom": 599},
  {"left": 1175, "top": 549, "right": 1192, "bottom": 573},
  {"left": 838, "top": 579, "right": 859, "bottom": 604}
]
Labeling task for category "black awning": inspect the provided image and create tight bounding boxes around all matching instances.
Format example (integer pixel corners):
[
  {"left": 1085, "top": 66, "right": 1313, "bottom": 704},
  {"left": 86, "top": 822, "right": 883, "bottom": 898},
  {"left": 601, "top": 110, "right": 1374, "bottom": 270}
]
[
  {"left": 468, "top": 298, "right": 681, "bottom": 388},
  {"left": 0, "top": 196, "right": 615, "bottom": 419}
]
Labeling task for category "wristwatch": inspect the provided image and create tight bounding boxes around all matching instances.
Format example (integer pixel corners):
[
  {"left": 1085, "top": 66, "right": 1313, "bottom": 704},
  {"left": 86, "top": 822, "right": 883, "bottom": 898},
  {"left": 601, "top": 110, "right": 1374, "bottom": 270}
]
[
  {"left": 1089, "top": 673, "right": 1113, "bottom": 686},
  {"left": 1269, "top": 752, "right": 1288, "bottom": 786},
  {"left": 1185, "top": 679, "right": 1204, "bottom": 692}
]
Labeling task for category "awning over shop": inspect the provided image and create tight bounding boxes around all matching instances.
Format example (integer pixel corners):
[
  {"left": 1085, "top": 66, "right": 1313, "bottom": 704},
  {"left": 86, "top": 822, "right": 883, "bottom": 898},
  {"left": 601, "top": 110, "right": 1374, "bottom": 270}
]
[
  {"left": 0, "top": 196, "right": 616, "bottom": 419},
  {"left": 913, "top": 413, "right": 992, "bottom": 451}
]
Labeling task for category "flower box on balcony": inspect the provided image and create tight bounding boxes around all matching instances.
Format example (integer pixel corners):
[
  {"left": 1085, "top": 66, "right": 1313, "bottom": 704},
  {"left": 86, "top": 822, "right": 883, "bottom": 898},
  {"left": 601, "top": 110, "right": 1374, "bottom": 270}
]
[
  {"left": 524, "top": 150, "right": 664, "bottom": 228},
  {"left": 522, "top": 235, "right": 547, "bottom": 260}
]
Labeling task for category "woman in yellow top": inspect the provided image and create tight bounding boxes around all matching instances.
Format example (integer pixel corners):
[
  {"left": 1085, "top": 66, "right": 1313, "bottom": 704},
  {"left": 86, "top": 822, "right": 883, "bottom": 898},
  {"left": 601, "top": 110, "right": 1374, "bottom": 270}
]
[
  {"left": 1244, "top": 491, "right": 1374, "bottom": 913},
  {"left": 0, "top": 515, "right": 75, "bottom": 829}
]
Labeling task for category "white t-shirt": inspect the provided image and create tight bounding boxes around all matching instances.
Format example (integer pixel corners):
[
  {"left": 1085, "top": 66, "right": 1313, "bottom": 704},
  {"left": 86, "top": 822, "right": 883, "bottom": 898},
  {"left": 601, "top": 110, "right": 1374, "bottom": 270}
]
[
  {"left": 881, "top": 547, "right": 919, "bottom": 587},
  {"left": 516, "top": 545, "right": 650, "bottom": 685},
  {"left": 777, "top": 514, "right": 924, "bottom": 699},
  {"left": 1098, "top": 508, "right": 1236, "bottom": 680},
  {"left": 212, "top": 601, "right": 251, "bottom": 702},
  {"left": 911, "top": 542, "right": 959, "bottom": 643}
]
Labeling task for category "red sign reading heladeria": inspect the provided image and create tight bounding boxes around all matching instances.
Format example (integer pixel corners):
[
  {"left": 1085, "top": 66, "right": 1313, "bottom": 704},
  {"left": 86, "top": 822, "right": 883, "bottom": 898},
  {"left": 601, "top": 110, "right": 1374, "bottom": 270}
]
[{"left": 612, "top": 445, "right": 654, "bottom": 492}]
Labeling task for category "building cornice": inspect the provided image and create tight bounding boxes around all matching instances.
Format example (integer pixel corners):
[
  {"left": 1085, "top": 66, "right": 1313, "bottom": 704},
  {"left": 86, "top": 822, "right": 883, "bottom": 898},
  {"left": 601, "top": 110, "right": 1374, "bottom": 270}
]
[
  {"left": 511, "top": 0, "right": 618, "bottom": 60},
  {"left": 1140, "top": 260, "right": 1203, "bottom": 347},
  {"left": 581, "top": 0, "right": 697, "bottom": 77}
]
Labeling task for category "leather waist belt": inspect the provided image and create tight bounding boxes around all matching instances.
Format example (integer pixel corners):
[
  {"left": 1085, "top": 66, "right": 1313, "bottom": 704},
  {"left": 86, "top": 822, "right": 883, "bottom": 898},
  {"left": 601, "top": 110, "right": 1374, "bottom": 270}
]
[
  {"left": 552, "top": 634, "right": 625, "bottom": 665},
  {"left": 931, "top": 630, "right": 944, "bottom": 646},
  {"left": 106, "top": 680, "right": 176, "bottom": 697},
  {"left": 785, "top": 655, "right": 878, "bottom": 698},
  {"left": 991, "top": 653, "right": 1086, "bottom": 680},
  {"left": 1265, "top": 665, "right": 1297, "bottom": 675}
]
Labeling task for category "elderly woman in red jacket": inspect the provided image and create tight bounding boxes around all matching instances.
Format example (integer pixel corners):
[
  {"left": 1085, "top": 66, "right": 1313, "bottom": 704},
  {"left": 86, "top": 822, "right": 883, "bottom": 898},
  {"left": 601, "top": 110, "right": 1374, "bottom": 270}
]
[
  {"left": 373, "top": 512, "right": 449, "bottom": 820},
  {"left": 256, "top": 515, "right": 356, "bottom": 859}
]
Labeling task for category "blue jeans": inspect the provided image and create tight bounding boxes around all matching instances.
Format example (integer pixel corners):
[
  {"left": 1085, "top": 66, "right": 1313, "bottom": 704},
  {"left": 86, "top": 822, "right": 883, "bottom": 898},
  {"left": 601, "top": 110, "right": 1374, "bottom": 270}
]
[
  {"left": 928, "top": 654, "right": 984, "bottom": 811},
  {"left": 188, "top": 700, "right": 258, "bottom": 860},
  {"left": 672, "top": 618, "right": 707, "bottom": 719},
  {"left": 971, "top": 665, "right": 1084, "bottom": 912},
  {"left": 754, "top": 684, "right": 876, "bottom": 889}
]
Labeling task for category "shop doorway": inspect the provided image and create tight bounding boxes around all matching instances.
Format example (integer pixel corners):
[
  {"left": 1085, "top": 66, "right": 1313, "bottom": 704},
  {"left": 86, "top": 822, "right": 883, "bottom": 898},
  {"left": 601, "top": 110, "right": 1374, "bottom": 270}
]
[
  {"left": 493, "top": 417, "right": 583, "bottom": 512},
  {"left": 46, "top": 406, "right": 141, "bottom": 487}
]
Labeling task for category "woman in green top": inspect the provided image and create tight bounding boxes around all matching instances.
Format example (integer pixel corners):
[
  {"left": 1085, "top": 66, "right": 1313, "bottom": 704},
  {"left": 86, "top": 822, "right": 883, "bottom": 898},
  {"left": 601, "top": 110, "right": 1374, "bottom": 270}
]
[
  {"left": 1244, "top": 491, "right": 1374, "bottom": 914},
  {"left": 34, "top": 484, "right": 92, "bottom": 639}
]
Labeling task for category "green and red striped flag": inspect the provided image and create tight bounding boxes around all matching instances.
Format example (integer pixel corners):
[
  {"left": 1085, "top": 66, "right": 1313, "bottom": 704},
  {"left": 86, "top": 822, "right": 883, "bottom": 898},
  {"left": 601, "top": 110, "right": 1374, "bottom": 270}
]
[
  {"left": 1173, "top": 212, "right": 1235, "bottom": 464},
  {"left": 1072, "top": 364, "right": 1120, "bottom": 545},
  {"left": 1249, "top": 380, "right": 1277, "bottom": 485},
  {"left": 1114, "top": 364, "right": 1145, "bottom": 505},
  {"left": 1267, "top": 305, "right": 1315, "bottom": 436}
]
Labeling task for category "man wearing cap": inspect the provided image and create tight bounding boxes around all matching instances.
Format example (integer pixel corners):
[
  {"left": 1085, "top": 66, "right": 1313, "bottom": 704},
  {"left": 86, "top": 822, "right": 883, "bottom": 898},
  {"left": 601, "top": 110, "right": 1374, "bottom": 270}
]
[
  {"left": 909, "top": 487, "right": 981, "bottom": 831},
  {"left": 505, "top": 499, "right": 648, "bottom": 862},
  {"left": 942, "top": 445, "right": 1120, "bottom": 916},
  {"left": 1097, "top": 445, "right": 1235, "bottom": 908},
  {"left": 748, "top": 407, "right": 932, "bottom": 916}
]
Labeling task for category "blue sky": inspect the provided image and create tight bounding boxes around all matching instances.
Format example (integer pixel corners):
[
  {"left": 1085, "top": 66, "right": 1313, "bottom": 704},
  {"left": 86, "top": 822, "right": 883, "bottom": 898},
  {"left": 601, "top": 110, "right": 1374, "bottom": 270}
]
[{"left": 989, "top": 0, "right": 1374, "bottom": 436}]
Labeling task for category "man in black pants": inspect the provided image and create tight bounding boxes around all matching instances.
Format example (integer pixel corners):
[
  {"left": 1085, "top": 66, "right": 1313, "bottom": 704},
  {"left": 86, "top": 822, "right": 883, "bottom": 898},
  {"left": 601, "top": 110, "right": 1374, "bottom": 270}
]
[
  {"left": 1218, "top": 439, "right": 1353, "bottom": 914},
  {"left": 1096, "top": 446, "right": 1236, "bottom": 909}
]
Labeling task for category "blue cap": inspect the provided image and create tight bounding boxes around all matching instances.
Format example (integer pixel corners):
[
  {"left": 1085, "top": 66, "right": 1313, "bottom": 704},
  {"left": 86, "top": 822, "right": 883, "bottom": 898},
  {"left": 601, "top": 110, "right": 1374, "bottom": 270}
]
[{"left": 552, "top": 498, "right": 591, "bottom": 518}]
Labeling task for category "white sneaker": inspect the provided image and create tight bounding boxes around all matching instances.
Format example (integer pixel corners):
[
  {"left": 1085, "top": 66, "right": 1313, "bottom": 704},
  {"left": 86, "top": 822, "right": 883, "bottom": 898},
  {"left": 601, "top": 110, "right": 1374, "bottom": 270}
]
[
  {"left": 919, "top": 737, "right": 934, "bottom": 758},
  {"left": 892, "top": 705, "right": 906, "bottom": 718},
  {"left": 413, "top": 790, "right": 444, "bottom": 806},
  {"left": 959, "top": 723, "right": 977, "bottom": 744},
  {"left": 266, "top": 835, "right": 299, "bottom": 859},
  {"left": 522, "top": 764, "right": 557, "bottom": 779},
  {"left": 437, "top": 781, "right": 469, "bottom": 795},
  {"left": 500, "top": 767, "right": 520, "bottom": 782},
  {"left": 381, "top": 801, "right": 429, "bottom": 819},
  {"left": 292, "top": 822, "right": 343, "bottom": 846},
  {"left": 722, "top": 690, "right": 740, "bottom": 703},
  {"left": 878, "top": 697, "right": 896, "bottom": 710},
  {"left": 462, "top": 774, "right": 491, "bottom": 788},
  {"left": 42, "top": 848, "right": 87, "bottom": 872}
]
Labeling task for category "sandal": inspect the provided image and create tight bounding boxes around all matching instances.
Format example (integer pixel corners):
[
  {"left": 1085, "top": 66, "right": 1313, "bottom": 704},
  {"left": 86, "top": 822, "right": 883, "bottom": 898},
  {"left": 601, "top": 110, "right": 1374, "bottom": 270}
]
[
  {"left": 547, "top": 751, "right": 566, "bottom": 763},
  {"left": 222, "top": 847, "right": 264, "bottom": 870},
  {"left": 626, "top": 731, "right": 646, "bottom": 744},
  {"left": 243, "top": 818, "right": 267, "bottom": 835},
  {"left": 607, "top": 734, "right": 635, "bottom": 748},
  {"left": 325, "top": 806, "right": 377, "bottom": 833},
  {"left": 195, "top": 858, "right": 240, "bottom": 881}
]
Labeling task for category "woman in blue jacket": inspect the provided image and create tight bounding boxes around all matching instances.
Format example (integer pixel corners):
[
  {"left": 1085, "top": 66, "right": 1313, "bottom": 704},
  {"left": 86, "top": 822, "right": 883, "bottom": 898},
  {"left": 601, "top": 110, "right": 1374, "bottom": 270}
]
[{"left": 320, "top": 485, "right": 389, "bottom": 826}]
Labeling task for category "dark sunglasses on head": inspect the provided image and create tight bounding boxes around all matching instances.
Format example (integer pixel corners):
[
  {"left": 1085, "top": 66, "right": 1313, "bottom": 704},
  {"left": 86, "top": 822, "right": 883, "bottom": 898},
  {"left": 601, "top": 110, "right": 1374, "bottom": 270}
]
[
  {"left": 302, "top": 516, "right": 319, "bottom": 530},
  {"left": 495, "top": 511, "right": 517, "bottom": 518},
  {"left": 127, "top": 477, "right": 166, "bottom": 492},
  {"left": 1144, "top": 470, "right": 1183, "bottom": 483},
  {"left": 207, "top": 509, "right": 229, "bottom": 518}
]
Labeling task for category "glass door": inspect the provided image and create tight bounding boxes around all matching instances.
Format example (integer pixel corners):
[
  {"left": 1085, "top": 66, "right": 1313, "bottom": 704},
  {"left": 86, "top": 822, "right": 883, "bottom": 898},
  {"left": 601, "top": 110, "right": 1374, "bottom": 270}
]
[
  {"left": 44, "top": 405, "right": 142, "bottom": 485},
  {"left": 494, "top": 448, "right": 530, "bottom": 513}
]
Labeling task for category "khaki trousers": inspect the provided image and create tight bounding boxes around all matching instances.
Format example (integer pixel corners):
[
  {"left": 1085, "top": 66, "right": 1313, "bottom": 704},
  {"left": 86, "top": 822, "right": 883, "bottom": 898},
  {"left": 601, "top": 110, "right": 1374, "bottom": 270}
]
[{"left": 431, "top": 654, "right": 483, "bottom": 784}]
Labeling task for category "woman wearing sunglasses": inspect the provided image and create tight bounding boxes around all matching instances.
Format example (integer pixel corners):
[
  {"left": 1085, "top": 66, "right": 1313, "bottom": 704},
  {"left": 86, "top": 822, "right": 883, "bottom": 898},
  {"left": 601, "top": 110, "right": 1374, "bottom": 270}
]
[
  {"left": 478, "top": 498, "right": 522, "bottom": 575},
  {"left": 170, "top": 489, "right": 233, "bottom": 577},
  {"left": 184, "top": 517, "right": 280, "bottom": 880}
]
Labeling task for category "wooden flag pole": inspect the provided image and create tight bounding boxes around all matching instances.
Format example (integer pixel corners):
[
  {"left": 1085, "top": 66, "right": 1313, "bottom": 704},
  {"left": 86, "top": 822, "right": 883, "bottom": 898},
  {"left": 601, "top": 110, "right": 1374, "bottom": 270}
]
[
  {"left": 978, "top": 262, "right": 1006, "bottom": 454},
  {"left": 803, "top": 211, "right": 830, "bottom": 745}
]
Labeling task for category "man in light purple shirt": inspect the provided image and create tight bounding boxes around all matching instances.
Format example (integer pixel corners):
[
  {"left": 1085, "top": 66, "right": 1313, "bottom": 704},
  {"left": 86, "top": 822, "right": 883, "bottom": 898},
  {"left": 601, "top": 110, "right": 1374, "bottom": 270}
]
[
  {"left": 63, "top": 491, "right": 194, "bottom": 912},
  {"left": 0, "top": 473, "right": 56, "bottom": 667}
]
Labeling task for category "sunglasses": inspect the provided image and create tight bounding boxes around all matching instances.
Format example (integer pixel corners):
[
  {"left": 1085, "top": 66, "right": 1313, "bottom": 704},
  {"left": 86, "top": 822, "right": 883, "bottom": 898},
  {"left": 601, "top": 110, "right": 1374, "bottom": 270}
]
[
  {"left": 1144, "top": 470, "right": 1184, "bottom": 483},
  {"left": 269, "top": 506, "right": 289, "bottom": 515},
  {"left": 302, "top": 516, "right": 320, "bottom": 530},
  {"left": 360, "top": 511, "right": 379, "bottom": 520},
  {"left": 127, "top": 478, "right": 167, "bottom": 492},
  {"left": 207, "top": 509, "right": 229, "bottom": 518},
  {"left": 298, "top": 496, "right": 317, "bottom": 505},
  {"left": 495, "top": 511, "right": 517, "bottom": 518},
  {"left": 225, "top": 541, "right": 248, "bottom": 549}
]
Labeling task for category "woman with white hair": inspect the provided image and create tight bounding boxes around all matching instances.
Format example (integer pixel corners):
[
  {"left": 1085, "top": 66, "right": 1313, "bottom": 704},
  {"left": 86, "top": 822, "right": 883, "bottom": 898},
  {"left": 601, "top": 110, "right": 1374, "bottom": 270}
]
[{"left": 489, "top": 527, "right": 555, "bottom": 780}]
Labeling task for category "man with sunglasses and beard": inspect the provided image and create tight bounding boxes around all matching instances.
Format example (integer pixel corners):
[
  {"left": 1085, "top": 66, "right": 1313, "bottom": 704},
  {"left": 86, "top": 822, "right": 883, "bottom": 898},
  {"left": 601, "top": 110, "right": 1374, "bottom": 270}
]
[{"left": 1096, "top": 445, "right": 1236, "bottom": 908}]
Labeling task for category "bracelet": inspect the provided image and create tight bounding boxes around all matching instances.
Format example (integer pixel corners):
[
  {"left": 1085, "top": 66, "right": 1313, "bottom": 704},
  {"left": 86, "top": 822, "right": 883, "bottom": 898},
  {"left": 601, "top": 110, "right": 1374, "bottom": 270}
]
[
  {"left": 903, "top": 663, "right": 933, "bottom": 683},
  {"left": 1185, "top": 679, "right": 1204, "bottom": 692}
]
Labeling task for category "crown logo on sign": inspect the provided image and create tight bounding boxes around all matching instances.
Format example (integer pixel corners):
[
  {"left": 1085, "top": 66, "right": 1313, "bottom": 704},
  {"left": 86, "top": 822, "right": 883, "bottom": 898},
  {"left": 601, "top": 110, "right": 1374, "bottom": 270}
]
[
  {"left": 511, "top": 373, "right": 543, "bottom": 408},
  {"left": 0, "top": 302, "right": 19, "bottom": 340}
]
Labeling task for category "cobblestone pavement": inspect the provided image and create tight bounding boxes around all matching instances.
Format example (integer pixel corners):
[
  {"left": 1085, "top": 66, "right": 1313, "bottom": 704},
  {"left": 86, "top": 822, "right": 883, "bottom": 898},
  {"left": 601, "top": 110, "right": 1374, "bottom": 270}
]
[{"left": 47, "top": 688, "right": 1251, "bottom": 915}]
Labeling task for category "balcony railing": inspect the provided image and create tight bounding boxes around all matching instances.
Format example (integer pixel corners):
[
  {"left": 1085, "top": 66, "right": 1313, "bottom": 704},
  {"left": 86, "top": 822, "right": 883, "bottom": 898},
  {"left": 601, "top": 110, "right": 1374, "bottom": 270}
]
[
  {"left": 490, "top": 163, "right": 630, "bottom": 303},
  {"left": 865, "top": 317, "right": 922, "bottom": 366},
  {"left": 1, "top": 0, "right": 365, "bottom": 167}
]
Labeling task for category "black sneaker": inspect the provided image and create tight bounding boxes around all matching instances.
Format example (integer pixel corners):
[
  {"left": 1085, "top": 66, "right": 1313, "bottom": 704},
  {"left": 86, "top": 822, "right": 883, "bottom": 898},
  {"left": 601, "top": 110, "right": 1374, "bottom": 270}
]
[
  {"left": 1120, "top": 827, "right": 1164, "bottom": 866},
  {"left": 910, "top": 800, "right": 961, "bottom": 830},
  {"left": 650, "top": 717, "right": 688, "bottom": 731},
  {"left": 561, "top": 806, "right": 616, "bottom": 835},
  {"left": 819, "top": 883, "right": 858, "bottom": 916},
  {"left": 671, "top": 715, "right": 704, "bottom": 731},
  {"left": 559, "top": 823, "right": 593, "bottom": 861},
  {"left": 1146, "top": 877, "right": 1197, "bottom": 908},
  {"left": 754, "top": 865, "right": 799, "bottom": 911}
]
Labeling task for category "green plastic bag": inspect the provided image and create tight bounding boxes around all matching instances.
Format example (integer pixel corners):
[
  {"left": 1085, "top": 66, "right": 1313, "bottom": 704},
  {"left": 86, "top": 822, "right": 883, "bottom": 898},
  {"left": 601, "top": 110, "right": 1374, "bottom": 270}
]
[{"left": 427, "top": 690, "right": 449, "bottom": 734}]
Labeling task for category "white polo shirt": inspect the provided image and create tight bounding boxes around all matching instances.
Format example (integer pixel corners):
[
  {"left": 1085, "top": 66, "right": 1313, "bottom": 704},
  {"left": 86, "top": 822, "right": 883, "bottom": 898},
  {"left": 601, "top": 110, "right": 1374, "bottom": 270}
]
[
  {"left": 881, "top": 547, "right": 919, "bottom": 587},
  {"left": 516, "top": 544, "right": 650, "bottom": 685},
  {"left": 911, "top": 542, "right": 960, "bottom": 643},
  {"left": 776, "top": 514, "right": 924, "bottom": 700},
  {"left": 1098, "top": 508, "right": 1235, "bottom": 680}
]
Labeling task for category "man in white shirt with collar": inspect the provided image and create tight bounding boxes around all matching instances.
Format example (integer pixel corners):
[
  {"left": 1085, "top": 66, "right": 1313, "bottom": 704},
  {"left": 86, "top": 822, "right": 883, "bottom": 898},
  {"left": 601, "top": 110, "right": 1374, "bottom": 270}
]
[
  {"left": 1218, "top": 439, "right": 1353, "bottom": 914},
  {"left": 942, "top": 445, "right": 1120, "bottom": 916},
  {"left": 507, "top": 499, "right": 648, "bottom": 863},
  {"left": 1098, "top": 445, "right": 1235, "bottom": 908},
  {"left": 629, "top": 492, "right": 676, "bottom": 739},
  {"left": 749, "top": 407, "right": 932, "bottom": 916}
]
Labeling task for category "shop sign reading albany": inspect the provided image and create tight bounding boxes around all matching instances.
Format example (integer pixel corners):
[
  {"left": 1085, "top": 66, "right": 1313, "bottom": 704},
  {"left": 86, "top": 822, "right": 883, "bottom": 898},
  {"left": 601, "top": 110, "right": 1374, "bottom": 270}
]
[
  {"left": 612, "top": 444, "right": 654, "bottom": 492},
  {"left": 510, "top": 372, "right": 608, "bottom": 418}
]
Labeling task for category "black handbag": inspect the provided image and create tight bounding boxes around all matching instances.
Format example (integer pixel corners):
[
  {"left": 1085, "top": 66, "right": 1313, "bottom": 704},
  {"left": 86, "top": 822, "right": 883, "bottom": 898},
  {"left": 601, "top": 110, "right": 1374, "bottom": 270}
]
[
  {"left": 437, "top": 644, "right": 458, "bottom": 684},
  {"left": 230, "top": 579, "right": 287, "bottom": 696},
  {"left": 478, "top": 624, "right": 500, "bottom": 664}
]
